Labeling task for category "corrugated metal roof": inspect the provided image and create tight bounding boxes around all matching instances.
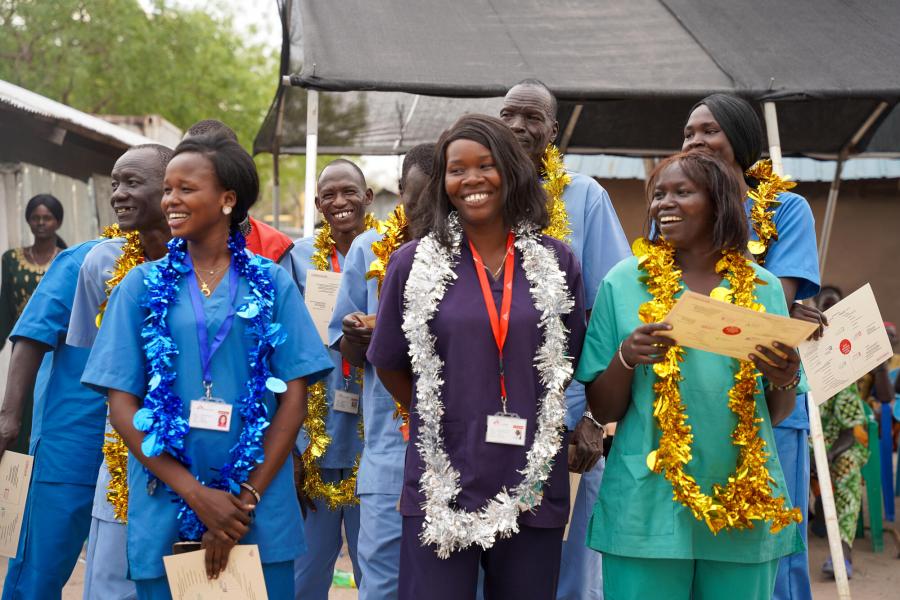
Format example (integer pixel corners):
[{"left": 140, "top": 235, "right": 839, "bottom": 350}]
[
  {"left": 0, "top": 79, "right": 154, "bottom": 148},
  {"left": 566, "top": 154, "right": 900, "bottom": 182}
]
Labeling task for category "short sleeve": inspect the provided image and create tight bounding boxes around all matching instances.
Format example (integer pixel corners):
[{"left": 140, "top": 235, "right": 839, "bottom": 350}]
[
  {"left": 268, "top": 265, "right": 333, "bottom": 386},
  {"left": 66, "top": 240, "right": 123, "bottom": 348},
  {"left": 10, "top": 248, "right": 83, "bottom": 349},
  {"left": 557, "top": 242, "right": 587, "bottom": 368},
  {"left": 763, "top": 192, "right": 820, "bottom": 301},
  {"left": 327, "top": 232, "right": 374, "bottom": 349},
  {"left": 580, "top": 182, "right": 631, "bottom": 309},
  {"left": 366, "top": 244, "right": 414, "bottom": 372},
  {"left": 575, "top": 277, "right": 620, "bottom": 384},
  {"left": 81, "top": 268, "right": 149, "bottom": 398}
]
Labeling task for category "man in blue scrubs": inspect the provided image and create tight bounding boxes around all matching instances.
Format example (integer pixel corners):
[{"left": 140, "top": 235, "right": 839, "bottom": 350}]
[
  {"left": 327, "top": 148, "right": 433, "bottom": 600},
  {"left": 66, "top": 144, "right": 173, "bottom": 600},
  {"left": 289, "top": 159, "right": 374, "bottom": 598},
  {"left": 500, "top": 80, "right": 631, "bottom": 600}
]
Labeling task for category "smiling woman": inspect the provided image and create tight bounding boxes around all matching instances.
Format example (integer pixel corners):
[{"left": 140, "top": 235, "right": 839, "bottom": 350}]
[
  {"left": 81, "top": 131, "right": 333, "bottom": 598},
  {"left": 576, "top": 151, "right": 807, "bottom": 600},
  {"left": 366, "top": 114, "right": 586, "bottom": 600}
]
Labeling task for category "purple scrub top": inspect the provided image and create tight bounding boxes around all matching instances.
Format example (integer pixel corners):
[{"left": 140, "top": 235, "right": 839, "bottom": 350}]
[{"left": 367, "top": 234, "right": 586, "bottom": 529}]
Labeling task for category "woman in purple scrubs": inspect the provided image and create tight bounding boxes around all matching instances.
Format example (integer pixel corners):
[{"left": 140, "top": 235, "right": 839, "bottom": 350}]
[{"left": 367, "top": 114, "right": 586, "bottom": 600}]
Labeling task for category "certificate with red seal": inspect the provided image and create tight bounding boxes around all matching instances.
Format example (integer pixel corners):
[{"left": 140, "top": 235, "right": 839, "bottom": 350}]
[
  {"left": 660, "top": 290, "right": 818, "bottom": 360},
  {"left": 799, "top": 284, "right": 892, "bottom": 404}
]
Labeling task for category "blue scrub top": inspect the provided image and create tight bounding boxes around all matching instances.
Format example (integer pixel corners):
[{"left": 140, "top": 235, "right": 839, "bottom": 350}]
[
  {"left": 66, "top": 237, "right": 127, "bottom": 522},
  {"left": 327, "top": 228, "right": 406, "bottom": 495},
  {"left": 560, "top": 173, "right": 631, "bottom": 429},
  {"left": 748, "top": 191, "right": 821, "bottom": 430},
  {"left": 289, "top": 236, "right": 364, "bottom": 469},
  {"left": 10, "top": 239, "right": 106, "bottom": 485},
  {"left": 81, "top": 253, "right": 332, "bottom": 579}
]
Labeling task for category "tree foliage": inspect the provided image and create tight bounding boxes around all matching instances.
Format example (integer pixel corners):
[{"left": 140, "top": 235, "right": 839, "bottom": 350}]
[{"left": 0, "top": 0, "right": 276, "bottom": 147}]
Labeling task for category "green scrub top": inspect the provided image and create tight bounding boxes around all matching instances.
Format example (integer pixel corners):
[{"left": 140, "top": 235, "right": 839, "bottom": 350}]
[{"left": 575, "top": 256, "right": 805, "bottom": 563}]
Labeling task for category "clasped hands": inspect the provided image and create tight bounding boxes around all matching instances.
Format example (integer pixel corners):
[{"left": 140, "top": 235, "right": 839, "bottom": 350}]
[{"left": 189, "top": 486, "right": 256, "bottom": 579}]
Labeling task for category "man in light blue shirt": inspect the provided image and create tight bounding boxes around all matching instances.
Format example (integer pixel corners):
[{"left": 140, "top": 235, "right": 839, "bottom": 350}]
[
  {"left": 327, "top": 147, "right": 433, "bottom": 600},
  {"left": 66, "top": 143, "right": 173, "bottom": 600},
  {"left": 289, "top": 159, "right": 374, "bottom": 599},
  {"left": 500, "top": 80, "right": 631, "bottom": 600}
]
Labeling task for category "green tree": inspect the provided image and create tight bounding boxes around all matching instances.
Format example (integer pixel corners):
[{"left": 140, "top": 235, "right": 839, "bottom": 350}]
[{"left": 0, "top": 0, "right": 276, "bottom": 147}]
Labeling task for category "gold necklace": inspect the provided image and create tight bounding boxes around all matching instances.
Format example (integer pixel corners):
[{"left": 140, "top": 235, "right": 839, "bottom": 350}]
[
  {"left": 193, "top": 262, "right": 228, "bottom": 297},
  {"left": 24, "top": 245, "right": 59, "bottom": 268}
]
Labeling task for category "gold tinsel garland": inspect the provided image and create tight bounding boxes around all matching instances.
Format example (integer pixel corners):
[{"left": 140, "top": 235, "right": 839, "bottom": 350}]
[
  {"left": 541, "top": 144, "right": 572, "bottom": 243},
  {"left": 365, "top": 204, "right": 412, "bottom": 433},
  {"left": 745, "top": 159, "right": 796, "bottom": 265},
  {"left": 634, "top": 237, "right": 802, "bottom": 534},
  {"left": 366, "top": 204, "right": 409, "bottom": 293},
  {"left": 97, "top": 224, "right": 145, "bottom": 523},
  {"left": 301, "top": 215, "right": 376, "bottom": 508}
]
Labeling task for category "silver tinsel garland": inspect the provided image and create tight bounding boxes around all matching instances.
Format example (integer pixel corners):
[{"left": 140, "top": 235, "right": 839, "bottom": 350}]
[{"left": 402, "top": 213, "right": 574, "bottom": 558}]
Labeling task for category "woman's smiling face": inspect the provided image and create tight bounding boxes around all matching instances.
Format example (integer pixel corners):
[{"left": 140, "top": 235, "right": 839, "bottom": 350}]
[
  {"left": 444, "top": 138, "right": 504, "bottom": 230},
  {"left": 161, "top": 152, "right": 234, "bottom": 240}
]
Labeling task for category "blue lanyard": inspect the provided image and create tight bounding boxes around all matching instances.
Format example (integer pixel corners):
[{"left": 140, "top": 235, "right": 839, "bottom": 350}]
[{"left": 186, "top": 255, "right": 239, "bottom": 397}]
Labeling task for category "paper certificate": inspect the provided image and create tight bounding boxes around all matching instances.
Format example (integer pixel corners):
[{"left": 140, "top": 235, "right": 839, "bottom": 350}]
[
  {"left": 661, "top": 291, "right": 818, "bottom": 360},
  {"left": 163, "top": 544, "right": 268, "bottom": 600},
  {"left": 0, "top": 451, "right": 33, "bottom": 558},
  {"left": 304, "top": 270, "right": 343, "bottom": 345},
  {"left": 799, "top": 284, "right": 892, "bottom": 404}
]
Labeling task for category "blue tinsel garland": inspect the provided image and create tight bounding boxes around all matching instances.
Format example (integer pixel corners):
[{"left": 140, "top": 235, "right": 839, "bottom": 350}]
[{"left": 134, "top": 232, "right": 287, "bottom": 541}]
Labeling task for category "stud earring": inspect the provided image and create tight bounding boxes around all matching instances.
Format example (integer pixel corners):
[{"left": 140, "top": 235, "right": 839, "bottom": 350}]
[{"left": 223, "top": 206, "right": 233, "bottom": 215}]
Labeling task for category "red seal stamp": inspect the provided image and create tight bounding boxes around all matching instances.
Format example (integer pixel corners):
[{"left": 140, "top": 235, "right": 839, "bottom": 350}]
[
  {"left": 840, "top": 339, "right": 852, "bottom": 355},
  {"left": 722, "top": 326, "right": 742, "bottom": 336}
]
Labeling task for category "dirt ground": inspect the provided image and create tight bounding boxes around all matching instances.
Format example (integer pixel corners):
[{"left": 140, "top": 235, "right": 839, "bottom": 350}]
[{"left": 0, "top": 497, "right": 896, "bottom": 599}]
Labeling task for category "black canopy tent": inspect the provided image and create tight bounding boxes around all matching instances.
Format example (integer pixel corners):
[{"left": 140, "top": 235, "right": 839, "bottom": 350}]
[
  {"left": 257, "top": 2, "right": 900, "bottom": 593},
  {"left": 255, "top": 0, "right": 900, "bottom": 289}
]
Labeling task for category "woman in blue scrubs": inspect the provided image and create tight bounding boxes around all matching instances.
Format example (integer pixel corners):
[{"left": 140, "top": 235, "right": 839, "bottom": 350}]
[{"left": 82, "top": 132, "right": 331, "bottom": 599}]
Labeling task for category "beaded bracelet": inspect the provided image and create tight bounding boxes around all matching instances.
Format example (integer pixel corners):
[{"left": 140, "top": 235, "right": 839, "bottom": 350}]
[{"left": 767, "top": 370, "right": 801, "bottom": 392}]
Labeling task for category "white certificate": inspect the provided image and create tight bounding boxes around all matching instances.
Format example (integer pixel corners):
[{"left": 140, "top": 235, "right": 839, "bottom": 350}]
[
  {"left": 304, "top": 270, "right": 343, "bottom": 345},
  {"left": 799, "top": 284, "right": 892, "bottom": 404},
  {"left": 0, "top": 451, "right": 34, "bottom": 558},
  {"left": 661, "top": 291, "right": 818, "bottom": 360},
  {"left": 163, "top": 544, "right": 268, "bottom": 600}
]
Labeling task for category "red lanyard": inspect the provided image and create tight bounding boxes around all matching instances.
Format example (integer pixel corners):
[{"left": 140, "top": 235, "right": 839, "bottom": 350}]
[
  {"left": 331, "top": 248, "right": 352, "bottom": 382},
  {"left": 469, "top": 231, "right": 515, "bottom": 412}
]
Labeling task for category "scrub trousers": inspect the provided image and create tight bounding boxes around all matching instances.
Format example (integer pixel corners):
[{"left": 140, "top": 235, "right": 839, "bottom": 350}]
[
  {"left": 133, "top": 560, "right": 293, "bottom": 599},
  {"left": 557, "top": 457, "right": 604, "bottom": 600},
  {"left": 83, "top": 517, "right": 136, "bottom": 599},
  {"left": 602, "top": 554, "right": 779, "bottom": 600},
  {"left": 2, "top": 480, "right": 94, "bottom": 600},
  {"left": 293, "top": 467, "right": 362, "bottom": 599},
  {"left": 356, "top": 492, "right": 402, "bottom": 600},
  {"left": 399, "top": 516, "right": 564, "bottom": 600},
  {"left": 772, "top": 424, "right": 812, "bottom": 600}
]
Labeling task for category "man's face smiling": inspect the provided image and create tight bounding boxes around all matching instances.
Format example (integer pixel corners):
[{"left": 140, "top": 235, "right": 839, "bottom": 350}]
[
  {"left": 315, "top": 163, "right": 373, "bottom": 235},
  {"left": 110, "top": 148, "right": 166, "bottom": 232},
  {"left": 500, "top": 84, "right": 559, "bottom": 165}
]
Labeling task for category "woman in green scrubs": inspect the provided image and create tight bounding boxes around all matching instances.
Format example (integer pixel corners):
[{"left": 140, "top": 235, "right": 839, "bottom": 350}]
[{"left": 576, "top": 151, "right": 805, "bottom": 600}]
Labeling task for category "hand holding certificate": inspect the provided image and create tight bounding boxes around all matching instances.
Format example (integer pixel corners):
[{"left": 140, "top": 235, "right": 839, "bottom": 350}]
[
  {"left": 660, "top": 290, "right": 819, "bottom": 360},
  {"left": 799, "top": 284, "right": 892, "bottom": 404}
]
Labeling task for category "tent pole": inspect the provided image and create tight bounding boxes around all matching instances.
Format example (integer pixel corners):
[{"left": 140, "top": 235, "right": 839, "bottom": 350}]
[
  {"left": 762, "top": 102, "right": 784, "bottom": 174},
  {"left": 764, "top": 101, "right": 851, "bottom": 597},
  {"left": 817, "top": 157, "right": 845, "bottom": 281},
  {"left": 808, "top": 393, "right": 851, "bottom": 599},
  {"left": 817, "top": 101, "right": 889, "bottom": 278},
  {"left": 559, "top": 104, "right": 583, "bottom": 154},
  {"left": 303, "top": 90, "right": 319, "bottom": 238},
  {"left": 272, "top": 83, "right": 287, "bottom": 231}
]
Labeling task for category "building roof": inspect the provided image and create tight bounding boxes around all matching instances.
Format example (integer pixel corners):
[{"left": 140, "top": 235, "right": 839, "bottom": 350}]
[{"left": 0, "top": 79, "right": 154, "bottom": 149}]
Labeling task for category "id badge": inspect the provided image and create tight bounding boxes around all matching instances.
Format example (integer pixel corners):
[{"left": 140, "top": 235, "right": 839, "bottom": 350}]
[
  {"left": 333, "top": 390, "right": 360, "bottom": 414},
  {"left": 485, "top": 413, "right": 527, "bottom": 446},
  {"left": 189, "top": 399, "right": 233, "bottom": 432}
]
